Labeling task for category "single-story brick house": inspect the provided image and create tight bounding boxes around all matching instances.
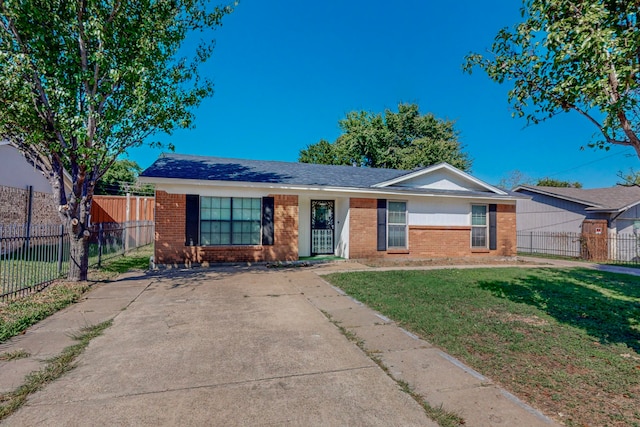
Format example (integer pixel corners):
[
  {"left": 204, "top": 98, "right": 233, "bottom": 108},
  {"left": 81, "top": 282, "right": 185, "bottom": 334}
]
[{"left": 139, "top": 154, "right": 518, "bottom": 265}]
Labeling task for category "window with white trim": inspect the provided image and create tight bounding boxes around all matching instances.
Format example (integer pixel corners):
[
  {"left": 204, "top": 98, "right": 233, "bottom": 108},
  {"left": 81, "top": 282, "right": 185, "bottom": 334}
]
[
  {"left": 200, "top": 197, "right": 261, "bottom": 245},
  {"left": 387, "top": 201, "right": 407, "bottom": 248},
  {"left": 471, "top": 204, "right": 488, "bottom": 248}
]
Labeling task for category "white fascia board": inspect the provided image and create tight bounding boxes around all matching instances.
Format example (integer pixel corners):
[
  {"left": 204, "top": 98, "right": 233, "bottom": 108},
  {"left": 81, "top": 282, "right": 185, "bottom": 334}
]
[
  {"left": 372, "top": 163, "right": 508, "bottom": 195},
  {"left": 586, "top": 204, "right": 637, "bottom": 214},
  {"left": 141, "top": 177, "right": 518, "bottom": 203}
]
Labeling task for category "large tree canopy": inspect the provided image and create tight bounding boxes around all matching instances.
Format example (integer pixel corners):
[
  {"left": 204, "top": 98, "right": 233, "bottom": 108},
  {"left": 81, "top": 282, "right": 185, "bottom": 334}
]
[
  {"left": 535, "top": 177, "right": 582, "bottom": 188},
  {"left": 94, "top": 159, "right": 153, "bottom": 195},
  {"left": 464, "top": 0, "right": 640, "bottom": 157},
  {"left": 497, "top": 170, "right": 582, "bottom": 189},
  {"left": 299, "top": 103, "right": 472, "bottom": 171},
  {"left": 0, "top": 0, "right": 232, "bottom": 280}
]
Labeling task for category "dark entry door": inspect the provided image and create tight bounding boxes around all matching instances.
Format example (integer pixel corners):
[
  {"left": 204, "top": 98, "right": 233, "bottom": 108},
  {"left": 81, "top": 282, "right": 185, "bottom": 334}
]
[{"left": 311, "top": 200, "right": 334, "bottom": 255}]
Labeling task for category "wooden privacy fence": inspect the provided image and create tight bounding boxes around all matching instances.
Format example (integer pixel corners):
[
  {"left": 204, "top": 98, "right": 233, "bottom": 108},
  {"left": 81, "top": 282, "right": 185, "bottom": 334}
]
[{"left": 91, "top": 195, "right": 154, "bottom": 223}]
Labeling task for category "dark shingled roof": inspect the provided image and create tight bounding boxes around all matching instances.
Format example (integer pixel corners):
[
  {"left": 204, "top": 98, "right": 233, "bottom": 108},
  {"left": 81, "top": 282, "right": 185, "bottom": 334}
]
[
  {"left": 140, "top": 153, "right": 411, "bottom": 188},
  {"left": 516, "top": 185, "right": 640, "bottom": 211}
]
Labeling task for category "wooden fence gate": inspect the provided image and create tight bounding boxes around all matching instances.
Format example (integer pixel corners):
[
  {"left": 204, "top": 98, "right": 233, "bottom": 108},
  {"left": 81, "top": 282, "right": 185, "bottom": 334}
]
[{"left": 581, "top": 219, "right": 608, "bottom": 261}]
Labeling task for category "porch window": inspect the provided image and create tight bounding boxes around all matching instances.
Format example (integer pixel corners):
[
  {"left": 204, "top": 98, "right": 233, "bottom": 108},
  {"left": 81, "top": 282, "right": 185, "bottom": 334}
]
[
  {"left": 200, "top": 197, "right": 261, "bottom": 245},
  {"left": 387, "top": 201, "right": 407, "bottom": 248},
  {"left": 471, "top": 205, "right": 488, "bottom": 248}
]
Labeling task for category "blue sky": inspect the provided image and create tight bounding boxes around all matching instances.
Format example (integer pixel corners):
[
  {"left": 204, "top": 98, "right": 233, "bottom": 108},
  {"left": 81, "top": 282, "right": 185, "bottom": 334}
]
[{"left": 128, "top": 0, "right": 640, "bottom": 189}]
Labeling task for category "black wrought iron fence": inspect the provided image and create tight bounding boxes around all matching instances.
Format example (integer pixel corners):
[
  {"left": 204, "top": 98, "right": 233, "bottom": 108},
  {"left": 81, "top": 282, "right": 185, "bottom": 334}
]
[
  {"left": 517, "top": 230, "right": 640, "bottom": 264},
  {"left": 0, "top": 220, "right": 154, "bottom": 300}
]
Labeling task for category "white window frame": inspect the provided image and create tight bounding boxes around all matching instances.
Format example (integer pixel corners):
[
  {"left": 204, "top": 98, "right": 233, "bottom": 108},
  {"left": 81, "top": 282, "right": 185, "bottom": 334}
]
[
  {"left": 471, "top": 204, "right": 488, "bottom": 249},
  {"left": 387, "top": 200, "right": 408, "bottom": 249}
]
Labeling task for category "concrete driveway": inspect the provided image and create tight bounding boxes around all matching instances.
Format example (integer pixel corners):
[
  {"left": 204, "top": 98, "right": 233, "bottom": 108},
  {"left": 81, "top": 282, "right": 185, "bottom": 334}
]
[
  {"left": 2, "top": 263, "right": 556, "bottom": 426},
  {"left": 2, "top": 266, "right": 435, "bottom": 426}
]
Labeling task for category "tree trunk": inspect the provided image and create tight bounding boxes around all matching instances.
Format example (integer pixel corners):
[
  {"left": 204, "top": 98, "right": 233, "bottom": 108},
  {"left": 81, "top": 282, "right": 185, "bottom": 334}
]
[{"left": 67, "top": 224, "right": 90, "bottom": 282}]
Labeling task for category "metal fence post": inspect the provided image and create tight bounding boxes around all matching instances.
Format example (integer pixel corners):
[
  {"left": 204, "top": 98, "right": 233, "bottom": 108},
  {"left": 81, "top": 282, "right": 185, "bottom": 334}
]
[
  {"left": 123, "top": 221, "right": 129, "bottom": 253},
  {"left": 57, "top": 224, "right": 64, "bottom": 275},
  {"left": 98, "top": 222, "right": 104, "bottom": 267}
]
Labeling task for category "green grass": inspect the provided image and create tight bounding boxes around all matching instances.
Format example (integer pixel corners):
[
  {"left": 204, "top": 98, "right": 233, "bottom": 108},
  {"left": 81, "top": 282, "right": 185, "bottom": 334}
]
[
  {"left": 95, "top": 245, "right": 152, "bottom": 274},
  {"left": 0, "top": 245, "right": 152, "bottom": 344},
  {"left": 324, "top": 267, "right": 640, "bottom": 427},
  {"left": 516, "top": 252, "right": 583, "bottom": 262},
  {"left": 1, "top": 241, "right": 148, "bottom": 297},
  {"left": 0, "top": 283, "right": 90, "bottom": 343},
  {"left": 0, "top": 320, "right": 112, "bottom": 421}
]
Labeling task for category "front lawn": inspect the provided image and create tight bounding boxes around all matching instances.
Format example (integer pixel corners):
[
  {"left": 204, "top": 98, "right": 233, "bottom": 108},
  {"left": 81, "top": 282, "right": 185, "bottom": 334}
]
[{"left": 323, "top": 268, "right": 640, "bottom": 427}]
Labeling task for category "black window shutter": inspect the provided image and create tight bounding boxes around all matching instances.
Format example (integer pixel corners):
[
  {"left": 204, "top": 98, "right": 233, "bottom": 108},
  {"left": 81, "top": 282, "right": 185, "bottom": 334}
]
[
  {"left": 489, "top": 204, "right": 497, "bottom": 250},
  {"left": 377, "top": 199, "right": 387, "bottom": 251},
  {"left": 185, "top": 194, "right": 200, "bottom": 246},
  {"left": 262, "top": 197, "right": 275, "bottom": 246}
]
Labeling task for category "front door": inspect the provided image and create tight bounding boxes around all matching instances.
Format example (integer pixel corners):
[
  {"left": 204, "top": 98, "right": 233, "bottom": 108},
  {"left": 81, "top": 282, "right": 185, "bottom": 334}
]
[{"left": 311, "top": 200, "right": 334, "bottom": 255}]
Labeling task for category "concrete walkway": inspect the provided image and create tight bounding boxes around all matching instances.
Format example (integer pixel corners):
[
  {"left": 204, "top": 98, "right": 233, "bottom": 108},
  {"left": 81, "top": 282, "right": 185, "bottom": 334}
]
[{"left": 1, "top": 259, "right": 614, "bottom": 425}]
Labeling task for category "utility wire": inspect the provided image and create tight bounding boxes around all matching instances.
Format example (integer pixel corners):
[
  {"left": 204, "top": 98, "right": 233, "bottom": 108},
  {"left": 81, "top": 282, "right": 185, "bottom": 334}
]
[{"left": 544, "top": 148, "right": 634, "bottom": 178}]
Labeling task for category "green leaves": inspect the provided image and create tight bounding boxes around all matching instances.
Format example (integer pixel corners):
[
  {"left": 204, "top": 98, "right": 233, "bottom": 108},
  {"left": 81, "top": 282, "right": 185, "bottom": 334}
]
[
  {"left": 464, "top": 0, "right": 640, "bottom": 157},
  {"left": 1, "top": 0, "right": 232, "bottom": 172},
  {"left": 0, "top": 0, "right": 232, "bottom": 279},
  {"left": 299, "top": 102, "right": 472, "bottom": 171}
]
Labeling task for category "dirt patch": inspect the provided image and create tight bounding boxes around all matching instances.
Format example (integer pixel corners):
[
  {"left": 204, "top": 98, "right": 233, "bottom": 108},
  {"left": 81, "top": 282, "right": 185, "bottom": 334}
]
[{"left": 502, "top": 312, "right": 549, "bottom": 327}]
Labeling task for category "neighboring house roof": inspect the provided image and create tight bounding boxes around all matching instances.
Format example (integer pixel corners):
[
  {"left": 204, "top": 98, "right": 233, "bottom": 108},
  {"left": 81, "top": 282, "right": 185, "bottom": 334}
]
[
  {"left": 514, "top": 185, "right": 640, "bottom": 213},
  {"left": 0, "top": 141, "right": 53, "bottom": 193},
  {"left": 140, "top": 153, "right": 516, "bottom": 200}
]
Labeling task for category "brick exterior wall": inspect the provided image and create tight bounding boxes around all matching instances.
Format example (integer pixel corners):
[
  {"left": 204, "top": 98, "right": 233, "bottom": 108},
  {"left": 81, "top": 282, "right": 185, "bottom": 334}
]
[
  {"left": 0, "top": 185, "right": 60, "bottom": 226},
  {"left": 495, "top": 204, "right": 517, "bottom": 256},
  {"left": 349, "top": 198, "right": 517, "bottom": 259},
  {"left": 408, "top": 226, "right": 473, "bottom": 257},
  {"left": 348, "top": 198, "right": 379, "bottom": 258},
  {"left": 154, "top": 191, "right": 298, "bottom": 266}
]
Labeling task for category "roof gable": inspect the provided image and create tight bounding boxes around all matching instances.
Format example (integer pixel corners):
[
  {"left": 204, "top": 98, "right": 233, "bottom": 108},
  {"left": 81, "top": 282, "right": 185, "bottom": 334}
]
[
  {"left": 373, "top": 163, "right": 507, "bottom": 195},
  {"left": 0, "top": 140, "right": 73, "bottom": 194},
  {"left": 0, "top": 143, "right": 52, "bottom": 193}
]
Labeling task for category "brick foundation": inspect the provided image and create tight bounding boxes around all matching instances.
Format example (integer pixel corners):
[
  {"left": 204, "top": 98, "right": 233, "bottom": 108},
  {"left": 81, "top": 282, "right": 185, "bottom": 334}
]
[
  {"left": 349, "top": 198, "right": 517, "bottom": 259},
  {"left": 154, "top": 191, "right": 298, "bottom": 265}
]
